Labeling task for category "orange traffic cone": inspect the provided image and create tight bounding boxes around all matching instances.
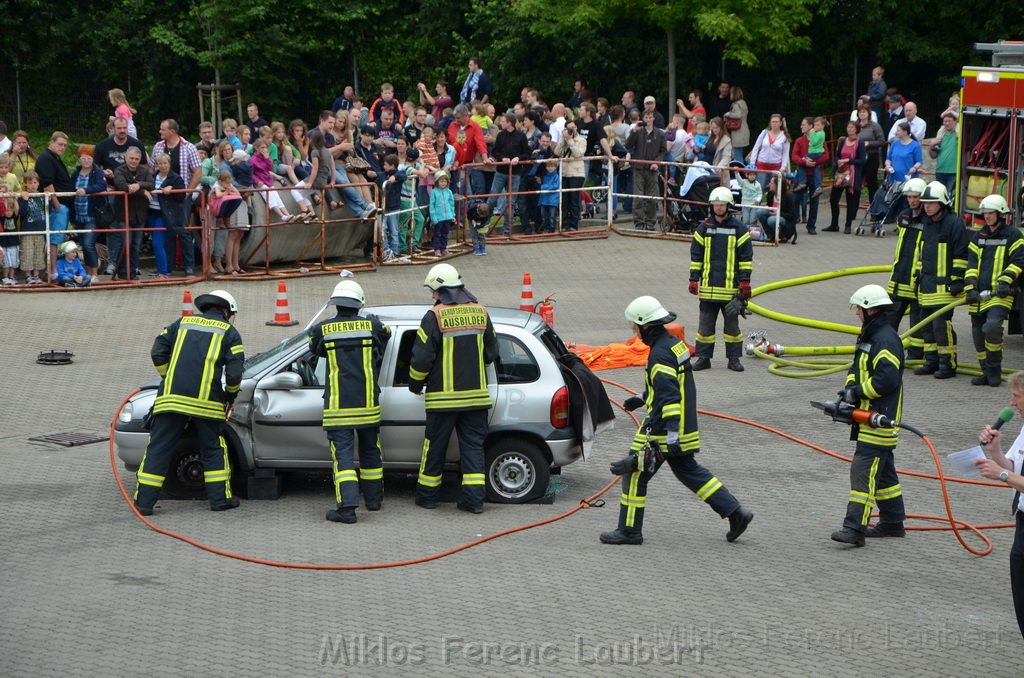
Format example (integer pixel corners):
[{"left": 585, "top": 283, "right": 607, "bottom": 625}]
[
  {"left": 266, "top": 280, "right": 299, "bottom": 326},
  {"left": 519, "top": 272, "right": 534, "bottom": 312},
  {"left": 181, "top": 289, "right": 193, "bottom": 317}
]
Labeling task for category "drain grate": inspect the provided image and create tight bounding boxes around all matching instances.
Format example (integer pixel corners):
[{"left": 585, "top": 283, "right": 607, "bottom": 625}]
[
  {"left": 37, "top": 350, "right": 74, "bottom": 365},
  {"left": 29, "top": 431, "right": 109, "bottom": 447}
]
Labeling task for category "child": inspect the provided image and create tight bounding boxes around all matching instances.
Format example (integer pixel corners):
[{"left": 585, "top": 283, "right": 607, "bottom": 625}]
[
  {"left": 539, "top": 159, "right": 561, "bottom": 233},
  {"left": 17, "top": 171, "right": 52, "bottom": 284},
  {"left": 108, "top": 88, "right": 138, "bottom": 139},
  {"left": 237, "top": 125, "right": 254, "bottom": 154},
  {"left": 740, "top": 165, "right": 763, "bottom": 225},
  {"left": 249, "top": 139, "right": 295, "bottom": 223},
  {"left": 397, "top": 142, "right": 424, "bottom": 256},
  {"left": 221, "top": 118, "right": 243, "bottom": 150},
  {"left": 471, "top": 101, "right": 492, "bottom": 131},
  {"left": 369, "top": 83, "right": 404, "bottom": 126},
  {"left": 691, "top": 121, "right": 711, "bottom": 163},
  {"left": 55, "top": 240, "right": 91, "bottom": 287},
  {"left": 467, "top": 199, "right": 492, "bottom": 255},
  {"left": 0, "top": 172, "right": 18, "bottom": 285},
  {"left": 210, "top": 170, "right": 248, "bottom": 275},
  {"left": 428, "top": 170, "right": 455, "bottom": 257},
  {"left": 795, "top": 117, "right": 826, "bottom": 196},
  {"left": 380, "top": 153, "right": 406, "bottom": 262},
  {"left": 229, "top": 149, "right": 254, "bottom": 190}
]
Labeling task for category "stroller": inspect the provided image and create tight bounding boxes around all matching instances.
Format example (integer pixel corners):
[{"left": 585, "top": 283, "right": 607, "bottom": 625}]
[
  {"left": 672, "top": 173, "right": 721, "bottom": 233},
  {"left": 856, "top": 178, "right": 905, "bottom": 237}
]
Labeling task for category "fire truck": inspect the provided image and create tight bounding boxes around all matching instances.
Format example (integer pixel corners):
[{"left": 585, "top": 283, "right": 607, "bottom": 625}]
[{"left": 958, "top": 41, "right": 1024, "bottom": 333}]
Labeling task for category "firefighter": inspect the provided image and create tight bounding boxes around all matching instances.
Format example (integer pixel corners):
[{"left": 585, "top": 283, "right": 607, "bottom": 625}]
[
  {"left": 308, "top": 280, "right": 391, "bottom": 523},
  {"left": 689, "top": 186, "right": 753, "bottom": 372},
  {"left": 964, "top": 194, "right": 1024, "bottom": 387},
  {"left": 913, "top": 181, "right": 969, "bottom": 379},
  {"left": 134, "top": 290, "right": 244, "bottom": 515},
  {"left": 885, "top": 177, "right": 927, "bottom": 360},
  {"left": 831, "top": 284, "right": 905, "bottom": 547},
  {"left": 600, "top": 296, "right": 754, "bottom": 545},
  {"left": 410, "top": 263, "right": 498, "bottom": 514}
]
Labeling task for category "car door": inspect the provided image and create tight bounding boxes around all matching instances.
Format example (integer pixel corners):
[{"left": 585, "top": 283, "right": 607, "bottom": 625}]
[
  {"left": 250, "top": 349, "right": 331, "bottom": 466},
  {"left": 378, "top": 325, "right": 498, "bottom": 466}
]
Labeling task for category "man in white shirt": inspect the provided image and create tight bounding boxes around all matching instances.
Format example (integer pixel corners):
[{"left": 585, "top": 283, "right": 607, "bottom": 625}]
[
  {"left": 0, "top": 121, "right": 10, "bottom": 156},
  {"left": 548, "top": 103, "right": 567, "bottom": 144},
  {"left": 887, "top": 101, "right": 926, "bottom": 142}
]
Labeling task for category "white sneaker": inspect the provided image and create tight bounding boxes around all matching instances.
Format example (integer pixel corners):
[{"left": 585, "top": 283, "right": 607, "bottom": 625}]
[
  {"left": 26, "top": 276, "right": 42, "bottom": 284},
  {"left": 382, "top": 249, "right": 394, "bottom": 262},
  {"left": 360, "top": 205, "right": 378, "bottom": 220},
  {"left": 1, "top": 277, "right": 15, "bottom": 286}
]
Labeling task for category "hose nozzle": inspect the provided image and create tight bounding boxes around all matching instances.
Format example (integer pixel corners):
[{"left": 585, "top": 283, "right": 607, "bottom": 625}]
[{"left": 745, "top": 330, "right": 785, "bottom": 357}]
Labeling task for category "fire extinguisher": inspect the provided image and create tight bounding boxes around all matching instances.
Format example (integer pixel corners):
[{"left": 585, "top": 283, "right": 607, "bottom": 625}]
[{"left": 535, "top": 294, "right": 556, "bottom": 327}]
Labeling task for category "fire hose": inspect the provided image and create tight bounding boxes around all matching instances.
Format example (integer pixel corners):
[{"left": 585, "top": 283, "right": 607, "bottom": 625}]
[{"left": 111, "top": 377, "right": 1013, "bottom": 566}]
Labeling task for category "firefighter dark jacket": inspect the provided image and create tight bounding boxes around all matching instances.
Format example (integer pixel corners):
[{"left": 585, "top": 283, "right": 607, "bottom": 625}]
[
  {"left": 308, "top": 309, "right": 391, "bottom": 429},
  {"left": 845, "top": 312, "right": 903, "bottom": 449},
  {"left": 916, "top": 208, "right": 969, "bottom": 307},
  {"left": 409, "top": 301, "right": 498, "bottom": 411},
  {"left": 887, "top": 207, "right": 924, "bottom": 301},
  {"left": 964, "top": 219, "right": 1024, "bottom": 313},
  {"left": 634, "top": 326, "right": 699, "bottom": 454},
  {"left": 151, "top": 311, "right": 245, "bottom": 420},
  {"left": 689, "top": 214, "right": 753, "bottom": 302}
]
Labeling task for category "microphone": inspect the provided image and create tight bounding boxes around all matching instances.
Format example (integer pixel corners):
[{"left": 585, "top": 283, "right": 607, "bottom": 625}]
[{"left": 992, "top": 407, "right": 1015, "bottom": 431}]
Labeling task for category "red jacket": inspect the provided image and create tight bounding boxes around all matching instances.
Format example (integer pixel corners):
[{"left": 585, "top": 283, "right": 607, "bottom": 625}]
[
  {"left": 790, "top": 134, "right": 830, "bottom": 167},
  {"left": 447, "top": 119, "right": 488, "bottom": 168}
]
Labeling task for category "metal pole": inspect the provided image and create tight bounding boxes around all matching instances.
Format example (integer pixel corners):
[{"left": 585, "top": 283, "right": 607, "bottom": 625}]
[
  {"left": 15, "top": 61, "right": 22, "bottom": 129},
  {"left": 353, "top": 54, "right": 360, "bottom": 96}
]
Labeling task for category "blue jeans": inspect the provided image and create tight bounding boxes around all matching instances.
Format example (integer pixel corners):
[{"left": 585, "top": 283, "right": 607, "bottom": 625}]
[
  {"left": 48, "top": 204, "right": 69, "bottom": 245},
  {"left": 732, "top": 147, "right": 746, "bottom": 164},
  {"left": 106, "top": 221, "right": 143, "bottom": 277},
  {"left": 487, "top": 172, "right": 521, "bottom": 234},
  {"left": 162, "top": 204, "right": 195, "bottom": 274},
  {"left": 936, "top": 172, "right": 956, "bottom": 198},
  {"left": 78, "top": 217, "right": 99, "bottom": 268},
  {"left": 147, "top": 212, "right": 169, "bottom": 275},
  {"left": 383, "top": 213, "right": 399, "bottom": 253},
  {"left": 333, "top": 165, "right": 372, "bottom": 214}
]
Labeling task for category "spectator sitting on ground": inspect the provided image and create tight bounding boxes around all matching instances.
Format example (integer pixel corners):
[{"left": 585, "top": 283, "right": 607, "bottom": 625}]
[{"left": 56, "top": 241, "right": 91, "bottom": 287}]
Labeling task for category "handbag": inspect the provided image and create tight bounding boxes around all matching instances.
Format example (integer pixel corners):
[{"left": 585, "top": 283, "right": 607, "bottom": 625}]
[
  {"left": 344, "top": 156, "right": 371, "bottom": 174},
  {"left": 94, "top": 200, "right": 115, "bottom": 228},
  {"left": 724, "top": 117, "right": 741, "bottom": 131},
  {"left": 928, "top": 142, "right": 940, "bottom": 160}
]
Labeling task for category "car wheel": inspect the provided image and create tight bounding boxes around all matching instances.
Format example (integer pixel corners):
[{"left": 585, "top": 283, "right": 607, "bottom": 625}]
[
  {"left": 163, "top": 438, "right": 206, "bottom": 500},
  {"left": 485, "top": 438, "right": 550, "bottom": 503}
]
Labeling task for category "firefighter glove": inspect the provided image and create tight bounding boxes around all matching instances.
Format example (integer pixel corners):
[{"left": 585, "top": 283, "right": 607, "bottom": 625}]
[
  {"left": 839, "top": 386, "right": 860, "bottom": 404},
  {"left": 623, "top": 396, "right": 644, "bottom": 412},
  {"left": 948, "top": 279, "right": 964, "bottom": 296},
  {"left": 688, "top": 280, "right": 699, "bottom": 296},
  {"left": 609, "top": 454, "right": 638, "bottom": 476},
  {"left": 739, "top": 281, "right": 752, "bottom": 299},
  {"left": 996, "top": 282, "right": 1012, "bottom": 298},
  {"left": 724, "top": 296, "right": 746, "bottom": 319},
  {"left": 409, "top": 383, "right": 423, "bottom": 395},
  {"left": 965, "top": 289, "right": 981, "bottom": 304}
]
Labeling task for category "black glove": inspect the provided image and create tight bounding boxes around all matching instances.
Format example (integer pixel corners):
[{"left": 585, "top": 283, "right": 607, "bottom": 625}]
[
  {"left": 996, "top": 282, "right": 1012, "bottom": 298},
  {"left": 623, "top": 396, "right": 644, "bottom": 412},
  {"left": 609, "top": 454, "right": 638, "bottom": 476},
  {"left": 409, "top": 383, "right": 423, "bottom": 395},
  {"left": 839, "top": 386, "right": 859, "bottom": 404},
  {"left": 948, "top": 280, "right": 964, "bottom": 296},
  {"left": 965, "top": 289, "right": 981, "bottom": 304}
]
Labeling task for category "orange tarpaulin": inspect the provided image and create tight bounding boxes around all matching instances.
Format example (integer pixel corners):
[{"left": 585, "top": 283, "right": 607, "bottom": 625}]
[{"left": 571, "top": 323, "right": 695, "bottom": 371}]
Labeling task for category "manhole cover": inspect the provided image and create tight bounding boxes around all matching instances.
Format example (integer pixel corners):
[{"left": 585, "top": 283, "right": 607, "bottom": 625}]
[
  {"left": 29, "top": 432, "right": 109, "bottom": 447},
  {"left": 37, "top": 350, "right": 74, "bottom": 365}
]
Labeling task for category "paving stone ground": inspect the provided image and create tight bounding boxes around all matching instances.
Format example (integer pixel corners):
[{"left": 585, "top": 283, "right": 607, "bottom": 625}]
[{"left": 3, "top": 217, "right": 1023, "bottom": 676}]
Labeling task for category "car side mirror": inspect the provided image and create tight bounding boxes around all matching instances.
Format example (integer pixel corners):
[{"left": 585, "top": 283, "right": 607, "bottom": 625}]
[{"left": 259, "top": 372, "right": 303, "bottom": 390}]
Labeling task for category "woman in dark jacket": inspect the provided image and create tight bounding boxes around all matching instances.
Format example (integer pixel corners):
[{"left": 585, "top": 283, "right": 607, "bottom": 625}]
[
  {"left": 824, "top": 121, "right": 868, "bottom": 234},
  {"left": 70, "top": 148, "right": 109, "bottom": 277},
  {"left": 759, "top": 175, "right": 800, "bottom": 243}
]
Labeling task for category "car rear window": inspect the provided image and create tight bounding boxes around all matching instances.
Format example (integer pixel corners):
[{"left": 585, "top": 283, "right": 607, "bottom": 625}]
[{"left": 391, "top": 330, "right": 541, "bottom": 385}]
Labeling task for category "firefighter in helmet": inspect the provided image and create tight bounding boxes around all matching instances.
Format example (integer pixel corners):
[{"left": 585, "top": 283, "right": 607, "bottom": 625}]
[
  {"left": 410, "top": 263, "right": 498, "bottom": 514},
  {"left": 831, "top": 284, "right": 906, "bottom": 547},
  {"left": 134, "top": 290, "right": 244, "bottom": 515},
  {"left": 601, "top": 295, "right": 754, "bottom": 545},
  {"left": 689, "top": 186, "right": 753, "bottom": 372},
  {"left": 913, "top": 181, "right": 969, "bottom": 379},
  {"left": 885, "top": 177, "right": 927, "bottom": 360},
  {"left": 964, "top": 194, "right": 1024, "bottom": 387},
  {"left": 308, "top": 280, "right": 391, "bottom": 523}
]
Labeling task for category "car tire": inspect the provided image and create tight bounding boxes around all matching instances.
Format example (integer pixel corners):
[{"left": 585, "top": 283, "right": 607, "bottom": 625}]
[
  {"left": 162, "top": 436, "right": 249, "bottom": 500},
  {"left": 485, "top": 438, "right": 550, "bottom": 504}
]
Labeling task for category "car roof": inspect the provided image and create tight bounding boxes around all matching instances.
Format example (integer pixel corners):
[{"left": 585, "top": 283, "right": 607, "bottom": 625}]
[{"left": 364, "top": 304, "right": 541, "bottom": 331}]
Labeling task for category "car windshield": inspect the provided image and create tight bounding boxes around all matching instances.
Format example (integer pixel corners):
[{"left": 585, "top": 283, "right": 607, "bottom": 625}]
[{"left": 243, "top": 332, "right": 307, "bottom": 378}]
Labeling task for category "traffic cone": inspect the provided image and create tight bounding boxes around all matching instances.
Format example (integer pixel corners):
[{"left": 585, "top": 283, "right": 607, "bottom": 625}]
[
  {"left": 266, "top": 280, "right": 299, "bottom": 326},
  {"left": 181, "top": 289, "right": 193, "bottom": 317},
  {"left": 519, "top": 272, "right": 534, "bottom": 312}
]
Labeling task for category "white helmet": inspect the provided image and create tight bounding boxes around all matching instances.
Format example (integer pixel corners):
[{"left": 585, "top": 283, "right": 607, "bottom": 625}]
[
  {"left": 329, "top": 280, "right": 365, "bottom": 309},
  {"left": 849, "top": 284, "right": 892, "bottom": 309},
  {"left": 625, "top": 296, "right": 674, "bottom": 325},
  {"left": 58, "top": 241, "right": 80, "bottom": 255},
  {"left": 424, "top": 263, "right": 462, "bottom": 290},
  {"left": 920, "top": 181, "right": 949, "bottom": 204},
  {"left": 708, "top": 186, "right": 735, "bottom": 205},
  {"left": 194, "top": 289, "right": 239, "bottom": 314},
  {"left": 902, "top": 178, "right": 927, "bottom": 196},
  {"left": 979, "top": 194, "right": 1011, "bottom": 214}
]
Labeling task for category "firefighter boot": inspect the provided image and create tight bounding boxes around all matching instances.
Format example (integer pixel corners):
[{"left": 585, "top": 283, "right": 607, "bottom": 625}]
[
  {"left": 600, "top": 528, "right": 644, "bottom": 545},
  {"left": 865, "top": 522, "right": 906, "bottom": 538},
  {"left": 933, "top": 355, "right": 956, "bottom": 380},
  {"left": 326, "top": 506, "right": 357, "bottom": 523},
  {"left": 913, "top": 354, "right": 938, "bottom": 375},
  {"left": 831, "top": 527, "right": 866, "bottom": 546},
  {"left": 692, "top": 357, "right": 711, "bottom": 371},
  {"left": 971, "top": 358, "right": 991, "bottom": 386},
  {"left": 726, "top": 506, "right": 753, "bottom": 542},
  {"left": 727, "top": 358, "right": 744, "bottom": 372},
  {"left": 210, "top": 497, "right": 240, "bottom": 512},
  {"left": 987, "top": 352, "right": 1003, "bottom": 387}
]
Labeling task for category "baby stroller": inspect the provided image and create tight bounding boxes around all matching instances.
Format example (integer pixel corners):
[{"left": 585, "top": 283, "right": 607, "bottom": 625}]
[
  {"left": 856, "top": 178, "right": 905, "bottom": 237},
  {"left": 672, "top": 173, "right": 721, "bottom": 233}
]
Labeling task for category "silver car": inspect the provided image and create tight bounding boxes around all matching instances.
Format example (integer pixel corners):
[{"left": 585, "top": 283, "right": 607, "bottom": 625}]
[{"left": 114, "top": 305, "right": 610, "bottom": 503}]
